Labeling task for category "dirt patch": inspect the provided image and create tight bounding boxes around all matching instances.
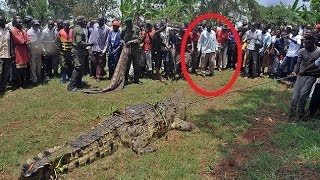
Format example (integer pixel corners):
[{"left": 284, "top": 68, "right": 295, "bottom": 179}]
[
  {"left": 207, "top": 109, "right": 291, "bottom": 179},
  {"left": 0, "top": 172, "right": 16, "bottom": 180}
]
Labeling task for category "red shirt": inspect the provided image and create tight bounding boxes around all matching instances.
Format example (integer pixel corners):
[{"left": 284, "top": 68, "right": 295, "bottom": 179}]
[
  {"left": 189, "top": 32, "right": 200, "bottom": 42},
  {"left": 216, "top": 29, "right": 229, "bottom": 45},
  {"left": 141, "top": 30, "right": 154, "bottom": 51},
  {"left": 189, "top": 32, "right": 200, "bottom": 51},
  {"left": 11, "top": 27, "right": 30, "bottom": 68}
]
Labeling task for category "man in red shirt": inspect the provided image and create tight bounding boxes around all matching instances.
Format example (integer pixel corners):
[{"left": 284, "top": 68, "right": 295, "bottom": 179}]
[
  {"left": 11, "top": 17, "right": 30, "bottom": 88},
  {"left": 189, "top": 28, "right": 200, "bottom": 73},
  {"left": 216, "top": 26, "right": 229, "bottom": 70},
  {"left": 140, "top": 22, "right": 154, "bottom": 78}
]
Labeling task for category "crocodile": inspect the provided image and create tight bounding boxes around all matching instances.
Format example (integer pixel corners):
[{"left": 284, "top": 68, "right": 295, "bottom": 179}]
[{"left": 19, "top": 91, "right": 196, "bottom": 180}]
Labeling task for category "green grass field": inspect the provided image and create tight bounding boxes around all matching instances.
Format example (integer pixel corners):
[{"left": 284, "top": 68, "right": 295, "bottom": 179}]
[{"left": 0, "top": 70, "right": 319, "bottom": 179}]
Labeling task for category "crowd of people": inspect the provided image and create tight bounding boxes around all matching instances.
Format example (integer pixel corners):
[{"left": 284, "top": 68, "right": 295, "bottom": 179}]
[{"left": 0, "top": 14, "right": 319, "bottom": 120}]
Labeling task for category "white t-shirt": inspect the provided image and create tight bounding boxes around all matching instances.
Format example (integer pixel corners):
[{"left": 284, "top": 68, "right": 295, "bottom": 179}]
[
  {"left": 0, "top": 28, "right": 11, "bottom": 59},
  {"left": 286, "top": 35, "right": 302, "bottom": 57}
]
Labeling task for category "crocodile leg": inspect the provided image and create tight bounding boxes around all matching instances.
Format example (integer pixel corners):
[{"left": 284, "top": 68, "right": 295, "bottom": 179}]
[
  {"left": 131, "top": 133, "right": 158, "bottom": 155},
  {"left": 171, "top": 119, "right": 196, "bottom": 131}
]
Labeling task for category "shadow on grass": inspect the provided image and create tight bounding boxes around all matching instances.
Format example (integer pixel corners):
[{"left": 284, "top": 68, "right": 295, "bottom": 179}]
[
  {"left": 192, "top": 85, "right": 320, "bottom": 179},
  {"left": 192, "top": 87, "right": 287, "bottom": 142}
]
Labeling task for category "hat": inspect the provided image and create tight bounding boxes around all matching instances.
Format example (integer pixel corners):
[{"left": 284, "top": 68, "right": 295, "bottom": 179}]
[
  {"left": 24, "top": 15, "right": 33, "bottom": 21},
  {"left": 32, "top": 20, "right": 40, "bottom": 25},
  {"left": 222, "top": 25, "right": 230, "bottom": 30},
  {"left": 316, "top": 24, "right": 320, "bottom": 30},
  {"left": 286, "top": 25, "right": 292, "bottom": 30},
  {"left": 125, "top": 17, "right": 132, "bottom": 24},
  {"left": 77, "top": 16, "right": 85, "bottom": 21},
  {"left": 112, "top": 21, "right": 120, "bottom": 27}
]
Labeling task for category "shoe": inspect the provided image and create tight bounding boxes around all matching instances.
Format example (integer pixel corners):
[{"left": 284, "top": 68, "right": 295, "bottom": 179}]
[
  {"left": 44, "top": 76, "right": 51, "bottom": 82},
  {"left": 134, "top": 81, "right": 143, "bottom": 85},
  {"left": 60, "top": 80, "right": 66, "bottom": 84},
  {"left": 68, "top": 87, "right": 78, "bottom": 92}
]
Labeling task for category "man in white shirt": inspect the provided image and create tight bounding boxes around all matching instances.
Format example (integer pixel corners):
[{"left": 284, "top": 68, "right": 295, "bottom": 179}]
[
  {"left": 27, "top": 20, "right": 43, "bottom": 84},
  {"left": 197, "top": 24, "right": 217, "bottom": 76},
  {"left": 278, "top": 27, "right": 302, "bottom": 77},
  {"left": 0, "top": 16, "right": 11, "bottom": 92},
  {"left": 243, "top": 23, "right": 262, "bottom": 79}
]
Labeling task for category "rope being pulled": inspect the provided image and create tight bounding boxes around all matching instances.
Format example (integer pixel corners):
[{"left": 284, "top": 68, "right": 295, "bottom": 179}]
[{"left": 186, "top": 76, "right": 293, "bottom": 108}]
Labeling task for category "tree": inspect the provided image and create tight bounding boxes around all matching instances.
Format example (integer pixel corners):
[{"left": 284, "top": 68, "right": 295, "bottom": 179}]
[
  {"left": 311, "top": 0, "right": 320, "bottom": 23},
  {"left": 26, "top": 0, "right": 52, "bottom": 22}
]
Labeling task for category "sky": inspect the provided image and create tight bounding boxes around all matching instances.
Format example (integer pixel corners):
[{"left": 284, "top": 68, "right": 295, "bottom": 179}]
[{"left": 258, "top": 0, "right": 311, "bottom": 8}]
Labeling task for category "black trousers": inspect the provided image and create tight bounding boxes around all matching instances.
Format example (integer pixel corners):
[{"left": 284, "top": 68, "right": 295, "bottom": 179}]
[
  {"left": 16, "top": 68, "right": 27, "bottom": 88},
  {"left": 125, "top": 49, "right": 140, "bottom": 83},
  {"left": 0, "top": 58, "right": 11, "bottom": 90},
  {"left": 309, "top": 84, "right": 320, "bottom": 117},
  {"left": 245, "top": 49, "right": 258, "bottom": 78},
  {"left": 227, "top": 43, "right": 237, "bottom": 69}
]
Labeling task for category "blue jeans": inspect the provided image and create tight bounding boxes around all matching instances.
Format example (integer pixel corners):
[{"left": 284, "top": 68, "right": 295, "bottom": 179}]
[{"left": 278, "top": 56, "right": 297, "bottom": 77}]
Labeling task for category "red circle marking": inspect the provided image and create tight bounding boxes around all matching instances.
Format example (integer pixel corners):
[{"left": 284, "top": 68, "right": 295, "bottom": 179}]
[{"left": 181, "top": 13, "right": 243, "bottom": 97}]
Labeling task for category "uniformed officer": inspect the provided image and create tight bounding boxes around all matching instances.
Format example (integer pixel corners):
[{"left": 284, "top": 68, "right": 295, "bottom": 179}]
[
  {"left": 67, "top": 16, "right": 93, "bottom": 91},
  {"left": 120, "top": 17, "right": 142, "bottom": 85}
]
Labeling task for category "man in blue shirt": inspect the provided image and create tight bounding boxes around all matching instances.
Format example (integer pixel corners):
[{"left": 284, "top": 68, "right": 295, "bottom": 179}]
[{"left": 104, "top": 20, "right": 121, "bottom": 79}]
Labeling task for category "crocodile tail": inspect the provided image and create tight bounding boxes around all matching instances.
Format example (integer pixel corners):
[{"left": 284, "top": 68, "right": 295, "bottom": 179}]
[{"left": 84, "top": 45, "right": 129, "bottom": 94}]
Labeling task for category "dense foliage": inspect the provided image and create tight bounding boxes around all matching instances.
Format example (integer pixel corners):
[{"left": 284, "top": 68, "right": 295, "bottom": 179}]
[{"left": 0, "top": 0, "right": 319, "bottom": 25}]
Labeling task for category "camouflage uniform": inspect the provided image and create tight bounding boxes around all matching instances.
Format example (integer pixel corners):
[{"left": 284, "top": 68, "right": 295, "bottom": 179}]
[
  {"left": 120, "top": 25, "right": 141, "bottom": 83},
  {"left": 68, "top": 23, "right": 87, "bottom": 90}
]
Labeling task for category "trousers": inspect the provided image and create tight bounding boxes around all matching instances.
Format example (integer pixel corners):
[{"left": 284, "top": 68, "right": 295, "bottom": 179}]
[{"left": 290, "top": 76, "right": 317, "bottom": 117}]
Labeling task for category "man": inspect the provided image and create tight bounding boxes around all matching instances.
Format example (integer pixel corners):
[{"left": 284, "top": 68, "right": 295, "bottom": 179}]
[
  {"left": 54, "top": 19, "right": 64, "bottom": 37},
  {"left": 27, "top": 20, "right": 43, "bottom": 84},
  {"left": 216, "top": 26, "right": 229, "bottom": 70},
  {"left": 299, "top": 57, "right": 320, "bottom": 118},
  {"left": 56, "top": 20, "right": 73, "bottom": 84},
  {"left": 227, "top": 30, "right": 237, "bottom": 70},
  {"left": 120, "top": 17, "right": 142, "bottom": 85},
  {"left": 151, "top": 23, "right": 167, "bottom": 81},
  {"left": 140, "top": 22, "right": 154, "bottom": 78},
  {"left": 11, "top": 17, "right": 30, "bottom": 88},
  {"left": 189, "top": 28, "right": 200, "bottom": 73},
  {"left": 23, "top": 15, "right": 33, "bottom": 30},
  {"left": 173, "top": 28, "right": 186, "bottom": 79},
  {"left": 243, "top": 23, "right": 262, "bottom": 79},
  {"left": 0, "top": 16, "right": 11, "bottom": 92},
  {"left": 89, "top": 15, "right": 108, "bottom": 81},
  {"left": 42, "top": 19, "right": 58, "bottom": 81},
  {"left": 68, "top": 16, "right": 93, "bottom": 91},
  {"left": 105, "top": 20, "right": 122, "bottom": 79},
  {"left": 197, "top": 24, "right": 217, "bottom": 77},
  {"left": 258, "top": 28, "right": 272, "bottom": 76},
  {"left": 289, "top": 35, "right": 320, "bottom": 120},
  {"left": 278, "top": 27, "right": 302, "bottom": 78}
]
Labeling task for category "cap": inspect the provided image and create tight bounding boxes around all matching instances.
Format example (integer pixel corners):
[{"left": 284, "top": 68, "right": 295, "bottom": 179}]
[
  {"left": 77, "top": 16, "right": 85, "bottom": 21},
  {"left": 24, "top": 15, "right": 33, "bottom": 22},
  {"left": 32, "top": 20, "right": 40, "bottom": 25},
  {"left": 286, "top": 25, "right": 292, "bottom": 30},
  {"left": 112, "top": 21, "right": 120, "bottom": 27},
  {"left": 125, "top": 17, "right": 132, "bottom": 24},
  {"left": 316, "top": 24, "right": 320, "bottom": 30}
]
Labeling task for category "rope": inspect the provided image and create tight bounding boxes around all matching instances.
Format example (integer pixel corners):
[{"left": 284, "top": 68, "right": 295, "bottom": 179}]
[{"left": 186, "top": 76, "right": 293, "bottom": 108}]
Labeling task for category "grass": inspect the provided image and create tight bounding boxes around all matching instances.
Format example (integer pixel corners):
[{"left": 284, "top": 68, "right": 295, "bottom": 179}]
[{"left": 0, "top": 70, "right": 319, "bottom": 179}]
